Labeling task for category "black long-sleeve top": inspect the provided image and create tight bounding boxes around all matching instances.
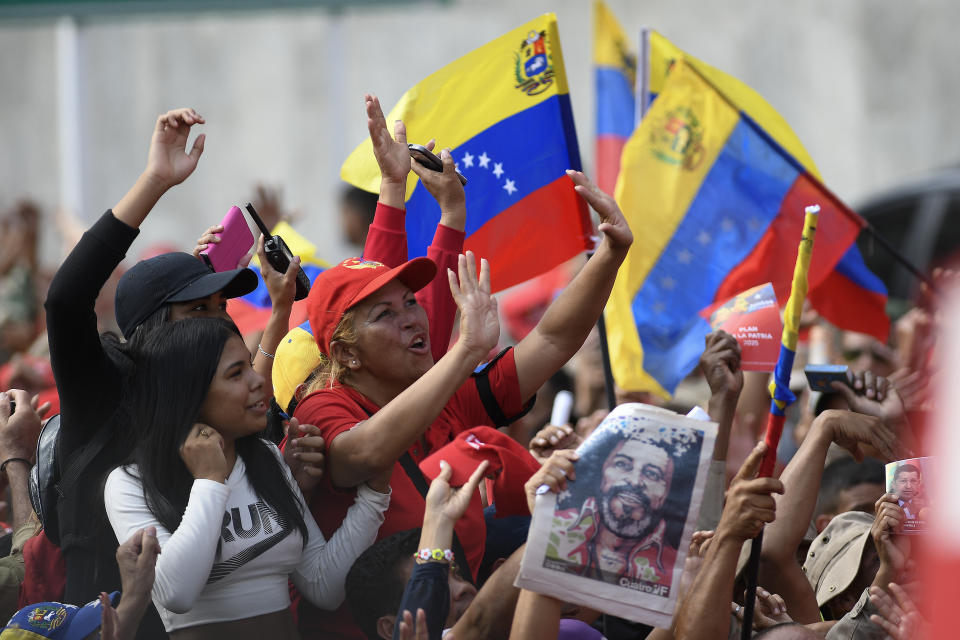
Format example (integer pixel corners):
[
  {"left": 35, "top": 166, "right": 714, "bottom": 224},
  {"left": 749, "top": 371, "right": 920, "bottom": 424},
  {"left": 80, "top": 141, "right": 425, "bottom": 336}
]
[{"left": 45, "top": 211, "right": 166, "bottom": 638}]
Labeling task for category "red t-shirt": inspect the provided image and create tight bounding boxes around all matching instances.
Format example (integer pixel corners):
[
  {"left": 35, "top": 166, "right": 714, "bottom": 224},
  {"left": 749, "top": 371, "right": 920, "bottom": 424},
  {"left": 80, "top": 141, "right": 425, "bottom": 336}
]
[{"left": 292, "top": 347, "right": 531, "bottom": 640}]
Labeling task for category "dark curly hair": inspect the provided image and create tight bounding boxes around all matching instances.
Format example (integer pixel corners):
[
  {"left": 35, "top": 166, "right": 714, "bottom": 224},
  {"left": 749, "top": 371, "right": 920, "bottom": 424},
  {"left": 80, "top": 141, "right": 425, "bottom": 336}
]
[{"left": 557, "top": 423, "right": 704, "bottom": 550}]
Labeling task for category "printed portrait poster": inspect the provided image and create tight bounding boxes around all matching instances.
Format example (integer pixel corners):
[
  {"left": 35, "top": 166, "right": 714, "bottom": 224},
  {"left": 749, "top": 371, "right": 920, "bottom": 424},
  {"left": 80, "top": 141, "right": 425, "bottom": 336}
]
[
  {"left": 703, "top": 282, "right": 782, "bottom": 372},
  {"left": 885, "top": 457, "right": 934, "bottom": 534},
  {"left": 517, "top": 403, "right": 718, "bottom": 628}
]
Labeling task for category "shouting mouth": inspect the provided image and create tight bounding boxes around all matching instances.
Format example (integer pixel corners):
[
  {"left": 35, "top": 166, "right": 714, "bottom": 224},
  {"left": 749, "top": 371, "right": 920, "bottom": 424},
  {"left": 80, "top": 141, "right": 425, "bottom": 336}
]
[{"left": 408, "top": 334, "right": 429, "bottom": 355}]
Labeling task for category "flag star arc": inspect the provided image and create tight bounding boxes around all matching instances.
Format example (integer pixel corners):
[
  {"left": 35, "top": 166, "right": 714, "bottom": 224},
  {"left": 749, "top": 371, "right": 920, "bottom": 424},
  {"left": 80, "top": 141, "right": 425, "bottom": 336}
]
[
  {"left": 493, "top": 162, "right": 504, "bottom": 178},
  {"left": 503, "top": 179, "right": 517, "bottom": 195},
  {"left": 478, "top": 152, "right": 490, "bottom": 168},
  {"left": 696, "top": 230, "right": 712, "bottom": 246},
  {"left": 462, "top": 151, "right": 475, "bottom": 168}
]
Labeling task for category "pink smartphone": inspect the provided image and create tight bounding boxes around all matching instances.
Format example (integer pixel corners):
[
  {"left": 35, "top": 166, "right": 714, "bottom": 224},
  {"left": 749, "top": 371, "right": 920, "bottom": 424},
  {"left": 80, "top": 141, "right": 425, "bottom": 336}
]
[{"left": 200, "top": 206, "right": 255, "bottom": 272}]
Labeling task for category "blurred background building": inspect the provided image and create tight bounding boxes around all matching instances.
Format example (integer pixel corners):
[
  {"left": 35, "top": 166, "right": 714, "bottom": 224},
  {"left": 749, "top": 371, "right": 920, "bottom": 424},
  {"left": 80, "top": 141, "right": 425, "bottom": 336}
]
[{"left": 1, "top": 0, "right": 958, "bottom": 303}]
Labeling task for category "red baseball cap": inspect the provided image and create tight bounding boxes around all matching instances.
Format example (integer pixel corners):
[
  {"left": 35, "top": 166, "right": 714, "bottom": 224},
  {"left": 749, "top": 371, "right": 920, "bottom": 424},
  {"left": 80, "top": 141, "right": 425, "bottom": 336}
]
[
  {"left": 306, "top": 257, "right": 437, "bottom": 358},
  {"left": 419, "top": 426, "right": 542, "bottom": 518}
]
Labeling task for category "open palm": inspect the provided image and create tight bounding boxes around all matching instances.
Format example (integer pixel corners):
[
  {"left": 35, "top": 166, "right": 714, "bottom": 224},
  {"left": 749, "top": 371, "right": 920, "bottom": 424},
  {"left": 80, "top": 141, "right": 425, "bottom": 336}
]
[
  {"left": 366, "top": 94, "right": 413, "bottom": 183},
  {"left": 425, "top": 460, "right": 490, "bottom": 522},
  {"left": 145, "top": 108, "right": 205, "bottom": 187},
  {"left": 449, "top": 251, "right": 500, "bottom": 358}
]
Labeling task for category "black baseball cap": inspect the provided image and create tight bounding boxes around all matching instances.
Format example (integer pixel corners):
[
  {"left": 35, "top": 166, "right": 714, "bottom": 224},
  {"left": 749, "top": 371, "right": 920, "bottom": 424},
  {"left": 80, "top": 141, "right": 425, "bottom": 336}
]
[{"left": 115, "top": 252, "right": 258, "bottom": 338}]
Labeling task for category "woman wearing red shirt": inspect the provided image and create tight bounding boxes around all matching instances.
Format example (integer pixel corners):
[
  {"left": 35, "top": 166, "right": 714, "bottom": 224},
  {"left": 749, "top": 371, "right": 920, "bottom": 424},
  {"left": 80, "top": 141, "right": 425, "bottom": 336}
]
[{"left": 293, "top": 95, "right": 634, "bottom": 639}]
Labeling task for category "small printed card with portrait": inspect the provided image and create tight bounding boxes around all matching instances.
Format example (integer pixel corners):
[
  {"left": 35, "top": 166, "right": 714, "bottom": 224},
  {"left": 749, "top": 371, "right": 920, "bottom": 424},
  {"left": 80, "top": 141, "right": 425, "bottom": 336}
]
[
  {"left": 517, "top": 403, "right": 717, "bottom": 628},
  {"left": 885, "top": 456, "right": 933, "bottom": 534}
]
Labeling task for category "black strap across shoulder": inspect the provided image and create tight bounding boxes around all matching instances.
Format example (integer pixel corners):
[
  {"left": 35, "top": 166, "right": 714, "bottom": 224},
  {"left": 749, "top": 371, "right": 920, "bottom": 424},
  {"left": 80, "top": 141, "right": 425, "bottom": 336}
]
[
  {"left": 397, "top": 452, "right": 475, "bottom": 586},
  {"left": 357, "top": 405, "right": 476, "bottom": 585}
]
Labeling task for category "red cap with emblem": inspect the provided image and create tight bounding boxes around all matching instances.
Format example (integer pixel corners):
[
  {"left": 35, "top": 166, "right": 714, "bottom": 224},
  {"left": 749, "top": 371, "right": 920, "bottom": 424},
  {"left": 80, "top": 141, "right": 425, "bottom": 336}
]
[
  {"left": 419, "top": 426, "right": 542, "bottom": 517},
  {"left": 306, "top": 257, "right": 437, "bottom": 358}
]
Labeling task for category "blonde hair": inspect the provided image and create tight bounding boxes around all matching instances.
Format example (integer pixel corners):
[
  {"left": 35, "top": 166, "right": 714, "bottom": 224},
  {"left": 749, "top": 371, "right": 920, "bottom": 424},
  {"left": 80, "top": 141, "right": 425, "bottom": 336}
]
[{"left": 305, "top": 308, "right": 360, "bottom": 393}]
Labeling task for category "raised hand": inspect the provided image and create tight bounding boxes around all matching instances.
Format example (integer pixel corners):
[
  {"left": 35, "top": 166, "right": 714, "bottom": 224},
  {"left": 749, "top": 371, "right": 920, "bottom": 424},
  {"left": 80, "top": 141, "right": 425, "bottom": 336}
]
[
  {"left": 678, "top": 530, "right": 714, "bottom": 601},
  {"left": 733, "top": 587, "right": 792, "bottom": 630},
  {"left": 717, "top": 441, "right": 784, "bottom": 542},
  {"left": 283, "top": 418, "right": 326, "bottom": 498},
  {"left": 0, "top": 389, "right": 45, "bottom": 463},
  {"left": 832, "top": 370, "right": 908, "bottom": 427},
  {"left": 366, "top": 94, "right": 411, "bottom": 185},
  {"left": 411, "top": 146, "right": 466, "bottom": 221},
  {"left": 524, "top": 449, "right": 579, "bottom": 514},
  {"left": 448, "top": 251, "right": 500, "bottom": 359},
  {"left": 257, "top": 235, "right": 300, "bottom": 312},
  {"left": 425, "top": 459, "right": 489, "bottom": 524},
  {"left": 144, "top": 108, "right": 205, "bottom": 189},
  {"left": 566, "top": 170, "right": 633, "bottom": 253},
  {"left": 396, "top": 608, "right": 432, "bottom": 640},
  {"left": 871, "top": 493, "right": 911, "bottom": 589},
  {"left": 868, "top": 583, "right": 928, "bottom": 640},
  {"left": 192, "top": 223, "right": 223, "bottom": 260},
  {"left": 528, "top": 423, "right": 582, "bottom": 464},
  {"left": 817, "top": 409, "right": 901, "bottom": 462},
  {"left": 700, "top": 330, "right": 744, "bottom": 401},
  {"left": 179, "top": 423, "right": 229, "bottom": 483}
]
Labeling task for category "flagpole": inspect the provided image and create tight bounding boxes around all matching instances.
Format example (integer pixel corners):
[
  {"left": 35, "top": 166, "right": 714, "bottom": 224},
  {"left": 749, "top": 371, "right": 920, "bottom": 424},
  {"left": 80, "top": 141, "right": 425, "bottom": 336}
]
[
  {"left": 637, "top": 27, "right": 651, "bottom": 125},
  {"left": 740, "top": 206, "right": 819, "bottom": 640},
  {"left": 862, "top": 222, "right": 939, "bottom": 294}
]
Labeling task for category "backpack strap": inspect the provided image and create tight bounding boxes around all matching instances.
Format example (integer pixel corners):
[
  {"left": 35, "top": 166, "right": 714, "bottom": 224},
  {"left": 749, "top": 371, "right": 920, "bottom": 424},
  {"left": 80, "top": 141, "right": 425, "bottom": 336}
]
[{"left": 57, "top": 423, "right": 114, "bottom": 499}]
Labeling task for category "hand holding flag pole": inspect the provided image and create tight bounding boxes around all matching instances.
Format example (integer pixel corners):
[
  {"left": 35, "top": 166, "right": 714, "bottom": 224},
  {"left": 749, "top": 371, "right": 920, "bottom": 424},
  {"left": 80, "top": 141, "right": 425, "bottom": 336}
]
[{"left": 740, "top": 205, "right": 819, "bottom": 640}]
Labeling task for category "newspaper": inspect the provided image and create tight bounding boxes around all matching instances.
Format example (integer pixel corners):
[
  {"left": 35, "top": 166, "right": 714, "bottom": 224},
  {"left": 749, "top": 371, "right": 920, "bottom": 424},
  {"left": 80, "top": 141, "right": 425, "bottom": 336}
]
[{"left": 516, "top": 403, "right": 718, "bottom": 628}]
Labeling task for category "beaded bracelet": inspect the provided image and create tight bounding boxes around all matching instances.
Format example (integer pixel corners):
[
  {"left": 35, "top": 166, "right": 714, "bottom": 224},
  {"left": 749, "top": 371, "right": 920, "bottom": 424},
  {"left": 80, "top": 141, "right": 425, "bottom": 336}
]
[{"left": 414, "top": 548, "right": 454, "bottom": 563}]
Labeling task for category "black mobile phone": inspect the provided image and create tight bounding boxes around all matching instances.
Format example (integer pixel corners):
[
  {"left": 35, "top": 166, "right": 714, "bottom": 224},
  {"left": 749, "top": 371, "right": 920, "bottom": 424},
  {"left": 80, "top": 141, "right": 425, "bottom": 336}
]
[
  {"left": 8, "top": 401, "right": 13, "bottom": 414},
  {"left": 244, "top": 203, "right": 311, "bottom": 301},
  {"left": 408, "top": 144, "right": 468, "bottom": 186}
]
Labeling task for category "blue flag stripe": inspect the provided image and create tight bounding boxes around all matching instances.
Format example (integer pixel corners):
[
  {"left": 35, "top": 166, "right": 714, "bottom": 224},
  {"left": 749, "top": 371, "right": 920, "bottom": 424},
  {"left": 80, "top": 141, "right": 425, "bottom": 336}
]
[{"left": 631, "top": 117, "right": 800, "bottom": 390}]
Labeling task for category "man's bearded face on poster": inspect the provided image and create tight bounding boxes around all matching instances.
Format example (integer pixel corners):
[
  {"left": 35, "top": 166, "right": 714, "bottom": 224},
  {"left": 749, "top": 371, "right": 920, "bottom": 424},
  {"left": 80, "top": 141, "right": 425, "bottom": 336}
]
[{"left": 598, "top": 440, "right": 674, "bottom": 540}]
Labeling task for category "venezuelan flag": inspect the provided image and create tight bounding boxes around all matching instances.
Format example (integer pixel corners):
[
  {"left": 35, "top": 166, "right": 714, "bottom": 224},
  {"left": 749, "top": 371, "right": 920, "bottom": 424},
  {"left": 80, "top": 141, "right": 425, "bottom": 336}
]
[
  {"left": 593, "top": 0, "right": 636, "bottom": 196},
  {"left": 606, "top": 60, "right": 888, "bottom": 397},
  {"left": 647, "top": 31, "right": 887, "bottom": 341},
  {"left": 340, "top": 14, "right": 592, "bottom": 293},
  {"left": 227, "top": 221, "right": 329, "bottom": 335}
]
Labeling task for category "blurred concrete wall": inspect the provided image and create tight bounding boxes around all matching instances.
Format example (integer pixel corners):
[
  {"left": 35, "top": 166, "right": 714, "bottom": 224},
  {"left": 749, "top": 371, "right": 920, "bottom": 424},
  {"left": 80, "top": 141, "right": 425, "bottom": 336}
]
[{"left": 1, "top": 0, "right": 958, "bottom": 269}]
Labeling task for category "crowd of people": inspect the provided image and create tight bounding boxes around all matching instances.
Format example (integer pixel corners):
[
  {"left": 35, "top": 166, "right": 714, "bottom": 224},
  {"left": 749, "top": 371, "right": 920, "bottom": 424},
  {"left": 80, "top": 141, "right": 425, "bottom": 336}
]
[{"left": 0, "top": 94, "right": 939, "bottom": 640}]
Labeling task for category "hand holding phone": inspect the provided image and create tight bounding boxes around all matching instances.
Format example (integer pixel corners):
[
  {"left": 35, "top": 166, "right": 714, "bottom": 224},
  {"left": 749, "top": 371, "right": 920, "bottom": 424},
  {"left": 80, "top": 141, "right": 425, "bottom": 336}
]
[
  {"left": 408, "top": 144, "right": 467, "bottom": 185},
  {"left": 200, "top": 206, "right": 255, "bottom": 272},
  {"left": 245, "top": 204, "right": 311, "bottom": 301},
  {"left": 804, "top": 364, "right": 851, "bottom": 393}
]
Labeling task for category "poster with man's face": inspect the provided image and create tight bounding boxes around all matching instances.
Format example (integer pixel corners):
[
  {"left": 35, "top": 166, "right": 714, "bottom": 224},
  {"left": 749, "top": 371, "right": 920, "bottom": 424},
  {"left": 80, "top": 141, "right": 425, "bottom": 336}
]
[
  {"left": 517, "top": 403, "right": 718, "bottom": 628},
  {"left": 885, "top": 456, "right": 933, "bottom": 534}
]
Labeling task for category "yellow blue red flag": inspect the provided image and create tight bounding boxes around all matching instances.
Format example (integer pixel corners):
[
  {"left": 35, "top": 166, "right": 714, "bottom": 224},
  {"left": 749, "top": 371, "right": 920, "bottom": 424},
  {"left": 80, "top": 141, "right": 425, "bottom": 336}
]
[
  {"left": 593, "top": 0, "right": 636, "bottom": 195},
  {"left": 340, "top": 14, "right": 592, "bottom": 292},
  {"left": 606, "top": 59, "right": 887, "bottom": 397}
]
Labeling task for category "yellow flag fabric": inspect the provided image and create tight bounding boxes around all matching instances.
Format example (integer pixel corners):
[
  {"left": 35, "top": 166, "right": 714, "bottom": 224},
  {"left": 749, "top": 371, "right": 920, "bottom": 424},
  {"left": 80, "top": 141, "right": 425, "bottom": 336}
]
[
  {"left": 607, "top": 60, "right": 742, "bottom": 398},
  {"left": 341, "top": 14, "right": 570, "bottom": 201},
  {"left": 648, "top": 31, "right": 821, "bottom": 180}
]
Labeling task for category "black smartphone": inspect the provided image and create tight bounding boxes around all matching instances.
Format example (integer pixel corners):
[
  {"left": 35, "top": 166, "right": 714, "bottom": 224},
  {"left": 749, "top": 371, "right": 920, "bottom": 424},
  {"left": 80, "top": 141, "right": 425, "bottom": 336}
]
[
  {"left": 408, "top": 144, "right": 468, "bottom": 186},
  {"left": 244, "top": 203, "right": 311, "bottom": 301}
]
